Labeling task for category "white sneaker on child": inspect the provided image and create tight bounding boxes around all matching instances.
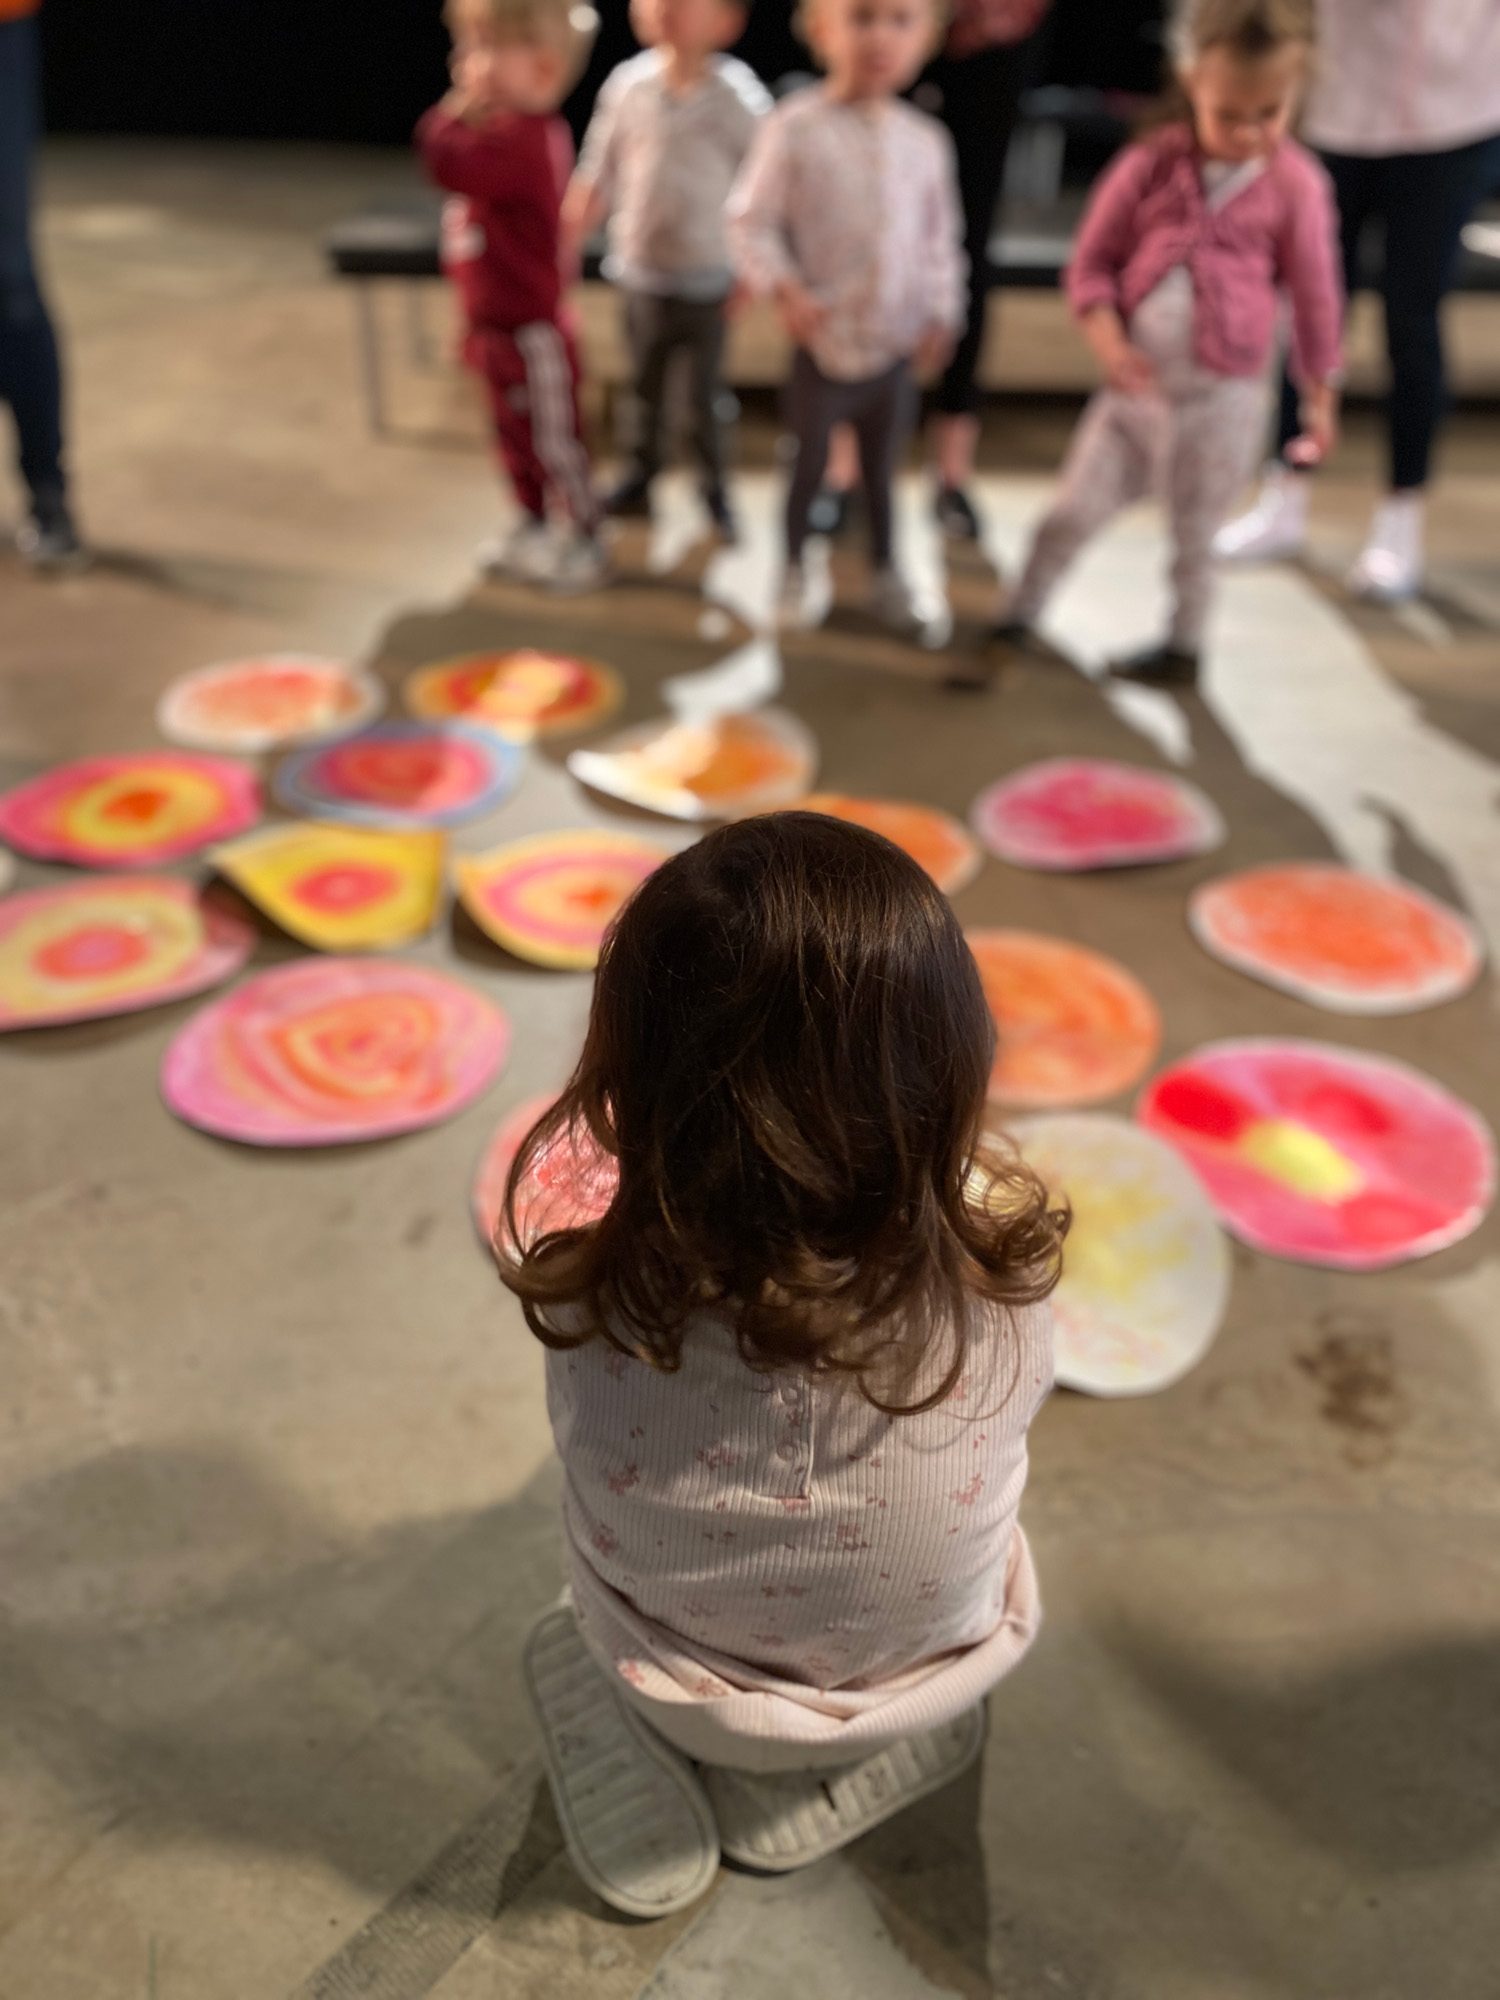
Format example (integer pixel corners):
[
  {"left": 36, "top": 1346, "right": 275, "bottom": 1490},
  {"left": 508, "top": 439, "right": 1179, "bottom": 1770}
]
[
  {"left": 701, "top": 1705, "right": 987, "bottom": 1872},
  {"left": 1346, "top": 493, "right": 1424, "bottom": 603},
  {"left": 478, "top": 516, "right": 554, "bottom": 583},
  {"left": 543, "top": 529, "right": 611, "bottom": 595},
  {"left": 1212, "top": 465, "right": 1310, "bottom": 562},
  {"left": 523, "top": 1607, "right": 720, "bottom": 1918}
]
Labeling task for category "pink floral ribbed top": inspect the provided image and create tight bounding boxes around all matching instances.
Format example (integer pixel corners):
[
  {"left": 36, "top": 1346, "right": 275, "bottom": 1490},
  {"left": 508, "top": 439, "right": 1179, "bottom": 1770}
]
[{"left": 546, "top": 1299, "right": 1054, "bottom": 1761}]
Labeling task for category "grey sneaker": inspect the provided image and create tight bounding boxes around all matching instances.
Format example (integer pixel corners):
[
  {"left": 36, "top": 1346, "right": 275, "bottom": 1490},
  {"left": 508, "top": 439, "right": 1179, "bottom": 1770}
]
[{"left": 17, "top": 501, "right": 89, "bottom": 572}]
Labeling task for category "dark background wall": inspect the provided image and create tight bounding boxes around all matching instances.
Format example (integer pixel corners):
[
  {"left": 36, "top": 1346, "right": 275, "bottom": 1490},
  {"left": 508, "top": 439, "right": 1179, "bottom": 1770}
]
[{"left": 39, "top": 0, "right": 1165, "bottom": 146}]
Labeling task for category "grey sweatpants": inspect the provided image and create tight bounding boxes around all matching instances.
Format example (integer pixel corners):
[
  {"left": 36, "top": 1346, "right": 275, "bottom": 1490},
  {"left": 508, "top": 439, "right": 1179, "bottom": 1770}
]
[
  {"left": 783, "top": 348, "right": 916, "bottom": 570},
  {"left": 622, "top": 290, "right": 730, "bottom": 494}
]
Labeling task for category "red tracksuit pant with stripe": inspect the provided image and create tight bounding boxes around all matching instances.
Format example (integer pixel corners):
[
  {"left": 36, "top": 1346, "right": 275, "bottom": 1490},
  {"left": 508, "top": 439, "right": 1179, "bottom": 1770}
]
[{"left": 466, "top": 319, "right": 599, "bottom": 533}]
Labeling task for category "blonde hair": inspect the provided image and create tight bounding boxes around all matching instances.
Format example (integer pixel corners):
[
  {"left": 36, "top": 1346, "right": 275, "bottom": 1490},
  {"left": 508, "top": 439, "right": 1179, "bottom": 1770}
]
[
  {"left": 445, "top": 0, "right": 600, "bottom": 86},
  {"left": 796, "top": 0, "right": 951, "bottom": 63},
  {"left": 1170, "top": 0, "right": 1316, "bottom": 66}
]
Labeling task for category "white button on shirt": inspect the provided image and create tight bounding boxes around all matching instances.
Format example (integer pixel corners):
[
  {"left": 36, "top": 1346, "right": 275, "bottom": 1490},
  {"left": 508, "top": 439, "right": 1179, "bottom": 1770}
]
[{"left": 728, "top": 87, "right": 968, "bottom": 381}]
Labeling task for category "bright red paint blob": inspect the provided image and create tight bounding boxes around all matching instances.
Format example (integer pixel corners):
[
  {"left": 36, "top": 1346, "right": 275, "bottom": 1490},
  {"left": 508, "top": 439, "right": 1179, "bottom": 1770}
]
[
  {"left": 293, "top": 862, "right": 401, "bottom": 914},
  {"left": 101, "top": 786, "right": 169, "bottom": 824},
  {"left": 1150, "top": 1072, "right": 1251, "bottom": 1141},
  {"left": 35, "top": 923, "right": 153, "bottom": 980}
]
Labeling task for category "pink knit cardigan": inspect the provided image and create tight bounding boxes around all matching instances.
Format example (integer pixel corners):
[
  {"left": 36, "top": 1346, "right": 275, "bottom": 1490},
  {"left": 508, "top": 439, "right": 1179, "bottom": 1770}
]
[{"left": 1066, "top": 124, "right": 1344, "bottom": 385}]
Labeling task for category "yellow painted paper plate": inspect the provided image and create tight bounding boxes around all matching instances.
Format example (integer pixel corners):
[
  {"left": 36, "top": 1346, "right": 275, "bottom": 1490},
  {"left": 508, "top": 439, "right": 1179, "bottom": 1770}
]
[
  {"left": 404, "top": 650, "right": 623, "bottom": 739},
  {"left": 455, "top": 829, "right": 675, "bottom": 969},
  {"left": 210, "top": 822, "right": 446, "bottom": 951},
  {"left": 567, "top": 708, "right": 817, "bottom": 821}
]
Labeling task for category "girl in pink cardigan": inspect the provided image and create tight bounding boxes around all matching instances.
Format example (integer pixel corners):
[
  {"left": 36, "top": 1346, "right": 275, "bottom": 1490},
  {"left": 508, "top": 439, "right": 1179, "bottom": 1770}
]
[
  {"left": 499, "top": 812, "right": 1063, "bottom": 1917},
  {"left": 966, "top": 0, "right": 1343, "bottom": 691}
]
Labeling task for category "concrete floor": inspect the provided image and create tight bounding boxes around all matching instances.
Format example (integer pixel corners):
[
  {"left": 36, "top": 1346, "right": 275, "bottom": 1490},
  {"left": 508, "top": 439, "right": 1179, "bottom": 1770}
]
[{"left": 3, "top": 141, "right": 1500, "bottom": 2000}]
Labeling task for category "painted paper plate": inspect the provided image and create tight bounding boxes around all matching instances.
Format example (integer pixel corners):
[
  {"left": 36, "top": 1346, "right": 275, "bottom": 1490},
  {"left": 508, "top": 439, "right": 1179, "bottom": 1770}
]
[
  {"left": 972, "top": 758, "right": 1225, "bottom": 871},
  {"left": 157, "top": 654, "right": 384, "bottom": 753},
  {"left": 273, "top": 721, "right": 524, "bottom": 829},
  {"left": 0, "top": 876, "right": 255, "bottom": 1030},
  {"left": 472, "top": 1091, "right": 618, "bottom": 1249},
  {"left": 567, "top": 708, "right": 816, "bottom": 821},
  {"left": 1138, "top": 1038, "right": 1495, "bottom": 1269},
  {"left": 454, "top": 829, "right": 674, "bottom": 969},
  {"left": 0, "top": 753, "right": 260, "bottom": 868},
  {"left": 793, "top": 795, "right": 981, "bottom": 895},
  {"left": 162, "top": 958, "right": 509, "bottom": 1147},
  {"left": 211, "top": 822, "right": 446, "bottom": 951},
  {"left": 1189, "top": 863, "right": 1482, "bottom": 1014},
  {"left": 1003, "top": 1115, "right": 1229, "bottom": 1396},
  {"left": 968, "top": 929, "right": 1161, "bottom": 1107},
  {"left": 404, "top": 649, "right": 622, "bottom": 738}
]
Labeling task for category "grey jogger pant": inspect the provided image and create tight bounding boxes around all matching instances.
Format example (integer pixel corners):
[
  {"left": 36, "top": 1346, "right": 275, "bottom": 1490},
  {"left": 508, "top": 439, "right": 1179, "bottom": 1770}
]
[
  {"left": 622, "top": 289, "right": 730, "bottom": 494},
  {"left": 783, "top": 348, "right": 916, "bottom": 570}
]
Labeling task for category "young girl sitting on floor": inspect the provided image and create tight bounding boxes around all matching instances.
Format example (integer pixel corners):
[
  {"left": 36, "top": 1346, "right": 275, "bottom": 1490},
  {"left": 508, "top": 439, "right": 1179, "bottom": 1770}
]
[
  {"left": 502, "top": 813, "right": 1063, "bottom": 1917},
  {"left": 728, "top": 0, "right": 966, "bottom": 638},
  {"left": 963, "top": 0, "right": 1342, "bottom": 691}
]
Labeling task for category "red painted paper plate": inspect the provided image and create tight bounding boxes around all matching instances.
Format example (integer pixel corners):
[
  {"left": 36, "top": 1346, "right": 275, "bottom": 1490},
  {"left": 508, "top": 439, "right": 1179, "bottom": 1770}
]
[
  {"left": 454, "top": 829, "right": 675, "bottom": 969},
  {"left": 472, "top": 1092, "right": 618, "bottom": 1250},
  {"left": 1189, "top": 863, "right": 1482, "bottom": 1014},
  {"left": 0, "top": 876, "right": 254, "bottom": 1029},
  {"left": 273, "top": 721, "right": 524, "bottom": 829},
  {"left": 972, "top": 757, "right": 1224, "bottom": 871},
  {"left": 162, "top": 958, "right": 509, "bottom": 1146},
  {"left": 967, "top": 928, "right": 1162, "bottom": 1107},
  {"left": 0, "top": 753, "right": 260, "bottom": 867},
  {"left": 1138, "top": 1038, "right": 1495, "bottom": 1269}
]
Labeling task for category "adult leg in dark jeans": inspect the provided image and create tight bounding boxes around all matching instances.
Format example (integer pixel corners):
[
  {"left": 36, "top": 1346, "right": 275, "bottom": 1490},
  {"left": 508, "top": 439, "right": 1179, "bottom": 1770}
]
[{"left": 0, "top": 12, "right": 78, "bottom": 562}]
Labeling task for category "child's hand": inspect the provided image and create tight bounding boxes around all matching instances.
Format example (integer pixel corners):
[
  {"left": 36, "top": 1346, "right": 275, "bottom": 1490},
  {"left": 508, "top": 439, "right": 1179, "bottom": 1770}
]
[
  {"left": 776, "top": 279, "right": 828, "bottom": 349},
  {"left": 1081, "top": 305, "right": 1154, "bottom": 397},
  {"left": 1287, "top": 381, "right": 1339, "bottom": 467},
  {"left": 912, "top": 322, "right": 956, "bottom": 379}
]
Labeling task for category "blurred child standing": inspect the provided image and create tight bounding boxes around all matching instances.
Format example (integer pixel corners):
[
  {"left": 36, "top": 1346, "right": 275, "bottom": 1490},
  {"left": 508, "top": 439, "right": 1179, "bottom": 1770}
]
[
  {"left": 967, "top": 0, "right": 1342, "bottom": 690},
  {"left": 417, "top": 0, "right": 606, "bottom": 591},
  {"left": 728, "top": 0, "right": 966, "bottom": 636},
  {"left": 567, "top": 0, "right": 769, "bottom": 540}
]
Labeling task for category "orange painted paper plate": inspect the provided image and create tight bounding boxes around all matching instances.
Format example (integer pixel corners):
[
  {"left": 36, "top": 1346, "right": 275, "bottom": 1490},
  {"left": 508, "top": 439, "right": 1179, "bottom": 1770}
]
[
  {"left": 967, "top": 928, "right": 1161, "bottom": 1107},
  {"left": 211, "top": 822, "right": 446, "bottom": 951},
  {"left": 0, "top": 875, "right": 255, "bottom": 1029},
  {"left": 0, "top": 753, "right": 260, "bottom": 867},
  {"left": 404, "top": 650, "right": 622, "bottom": 738},
  {"left": 455, "top": 829, "right": 674, "bottom": 969},
  {"left": 472, "top": 1092, "right": 618, "bottom": 1250},
  {"left": 1189, "top": 862, "right": 1482, "bottom": 1014},
  {"left": 793, "top": 795, "right": 981, "bottom": 894},
  {"left": 158, "top": 654, "right": 384, "bottom": 753},
  {"left": 568, "top": 708, "right": 816, "bottom": 821}
]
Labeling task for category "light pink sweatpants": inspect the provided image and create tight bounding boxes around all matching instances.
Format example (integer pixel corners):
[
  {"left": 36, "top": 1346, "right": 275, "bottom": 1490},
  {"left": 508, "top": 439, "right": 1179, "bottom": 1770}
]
[{"left": 1009, "top": 363, "right": 1269, "bottom": 653}]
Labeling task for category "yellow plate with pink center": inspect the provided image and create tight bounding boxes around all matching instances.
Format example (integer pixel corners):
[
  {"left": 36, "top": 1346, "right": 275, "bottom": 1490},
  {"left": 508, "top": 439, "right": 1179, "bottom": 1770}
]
[
  {"left": 404, "top": 650, "right": 623, "bottom": 739},
  {"left": 210, "top": 822, "right": 446, "bottom": 951},
  {"left": 454, "top": 829, "right": 676, "bottom": 969}
]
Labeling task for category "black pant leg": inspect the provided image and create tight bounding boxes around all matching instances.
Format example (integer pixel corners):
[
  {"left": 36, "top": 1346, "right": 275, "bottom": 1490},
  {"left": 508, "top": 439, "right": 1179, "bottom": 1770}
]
[
  {"left": 851, "top": 360, "right": 917, "bottom": 569},
  {"left": 784, "top": 349, "right": 842, "bottom": 563},
  {"left": 681, "top": 298, "right": 729, "bottom": 494},
  {"left": 1277, "top": 148, "right": 1374, "bottom": 458},
  {"left": 0, "top": 15, "right": 65, "bottom": 505},
  {"left": 622, "top": 289, "right": 676, "bottom": 481}
]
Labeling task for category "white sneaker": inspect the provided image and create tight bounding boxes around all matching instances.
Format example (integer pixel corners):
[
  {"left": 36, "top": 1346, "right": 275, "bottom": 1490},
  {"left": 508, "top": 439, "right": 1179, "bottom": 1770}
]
[
  {"left": 1213, "top": 465, "right": 1310, "bottom": 562},
  {"left": 864, "top": 567, "right": 925, "bottom": 638},
  {"left": 544, "top": 529, "right": 611, "bottom": 595},
  {"left": 478, "top": 516, "right": 553, "bottom": 582},
  {"left": 775, "top": 563, "right": 815, "bottom": 632},
  {"left": 1347, "top": 493, "right": 1424, "bottom": 603}
]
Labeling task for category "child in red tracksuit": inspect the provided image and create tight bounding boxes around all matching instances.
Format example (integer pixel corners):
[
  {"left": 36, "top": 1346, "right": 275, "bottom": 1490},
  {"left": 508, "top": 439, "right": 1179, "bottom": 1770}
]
[{"left": 417, "top": 0, "right": 607, "bottom": 591}]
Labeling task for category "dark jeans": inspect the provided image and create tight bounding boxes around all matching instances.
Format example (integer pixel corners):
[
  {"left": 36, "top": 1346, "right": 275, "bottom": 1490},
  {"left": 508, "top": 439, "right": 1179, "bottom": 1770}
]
[
  {"left": 784, "top": 349, "right": 915, "bottom": 568},
  {"left": 1277, "top": 135, "right": 1498, "bottom": 489},
  {"left": 0, "top": 12, "right": 66, "bottom": 510},
  {"left": 621, "top": 289, "right": 729, "bottom": 493},
  {"left": 920, "top": 39, "right": 1029, "bottom": 418}
]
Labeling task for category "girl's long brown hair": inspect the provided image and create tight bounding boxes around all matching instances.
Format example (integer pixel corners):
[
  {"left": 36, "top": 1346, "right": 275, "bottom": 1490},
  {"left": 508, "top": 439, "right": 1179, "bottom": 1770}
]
[{"left": 498, "top": 812, "right": 1065, "bottom": 1413}]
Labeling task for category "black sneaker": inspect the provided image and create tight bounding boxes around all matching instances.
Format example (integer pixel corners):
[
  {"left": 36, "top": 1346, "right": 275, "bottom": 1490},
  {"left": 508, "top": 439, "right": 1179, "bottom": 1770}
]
[
  {"left": 934, "top": 485, "right": 981, "bottom": 542},
  {"left": 703, "top": 486, "right": 738, "bottom": 545},
  {"left": 16, "top": 498, "right": 88, "bottom": 572},
  {"left": 1108, "top": 642, "right": 1199, "bottom": 687},
  {"left": 601, "top": 471, "right": 653, "bottom": 519},
  {"left": 806, "top": 486, "right": 851, "bottom": 539}
]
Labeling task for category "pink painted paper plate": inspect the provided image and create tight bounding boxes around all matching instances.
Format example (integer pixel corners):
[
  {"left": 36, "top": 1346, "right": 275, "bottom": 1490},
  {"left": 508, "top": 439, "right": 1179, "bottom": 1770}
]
[
  {"left": 0, "top": 875, "right": 255, "bottom": 1030},
  {"left": 1004, "top": 1114, "right": 1230, "bottom": 1396},
  {"left": 157, "top": 654, "right": 384, "bottom": 753},
  {"left": 967, "top": 928, "right": 1162, "bottom": 1107},
  {"left": 273, "top": 721, "right": 525, "bottom": 830},
  {"left": 472, "top": 1092, "right": 618, "bottom": 1250},
  {"left": 1137, "top": 1038, "right": 1495, "bottom": 1269},
  {"left": 162, "top": 958, "right": 509, "bottom": 1146},
  {"left": 792, "top": 795, "right": 981, "bottom": 895},
  {"left": 0, "top": 753, "right": 261, "bottom": 868},
  {"left": 454, "top": 829, "right": 675, "bottom": 969},
  {"left": 972, "top": 757, "right": 1225, "bottom": 871},
  {"left": 1189, "top": 863, "right": 1483, "bottom": 1014}
]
